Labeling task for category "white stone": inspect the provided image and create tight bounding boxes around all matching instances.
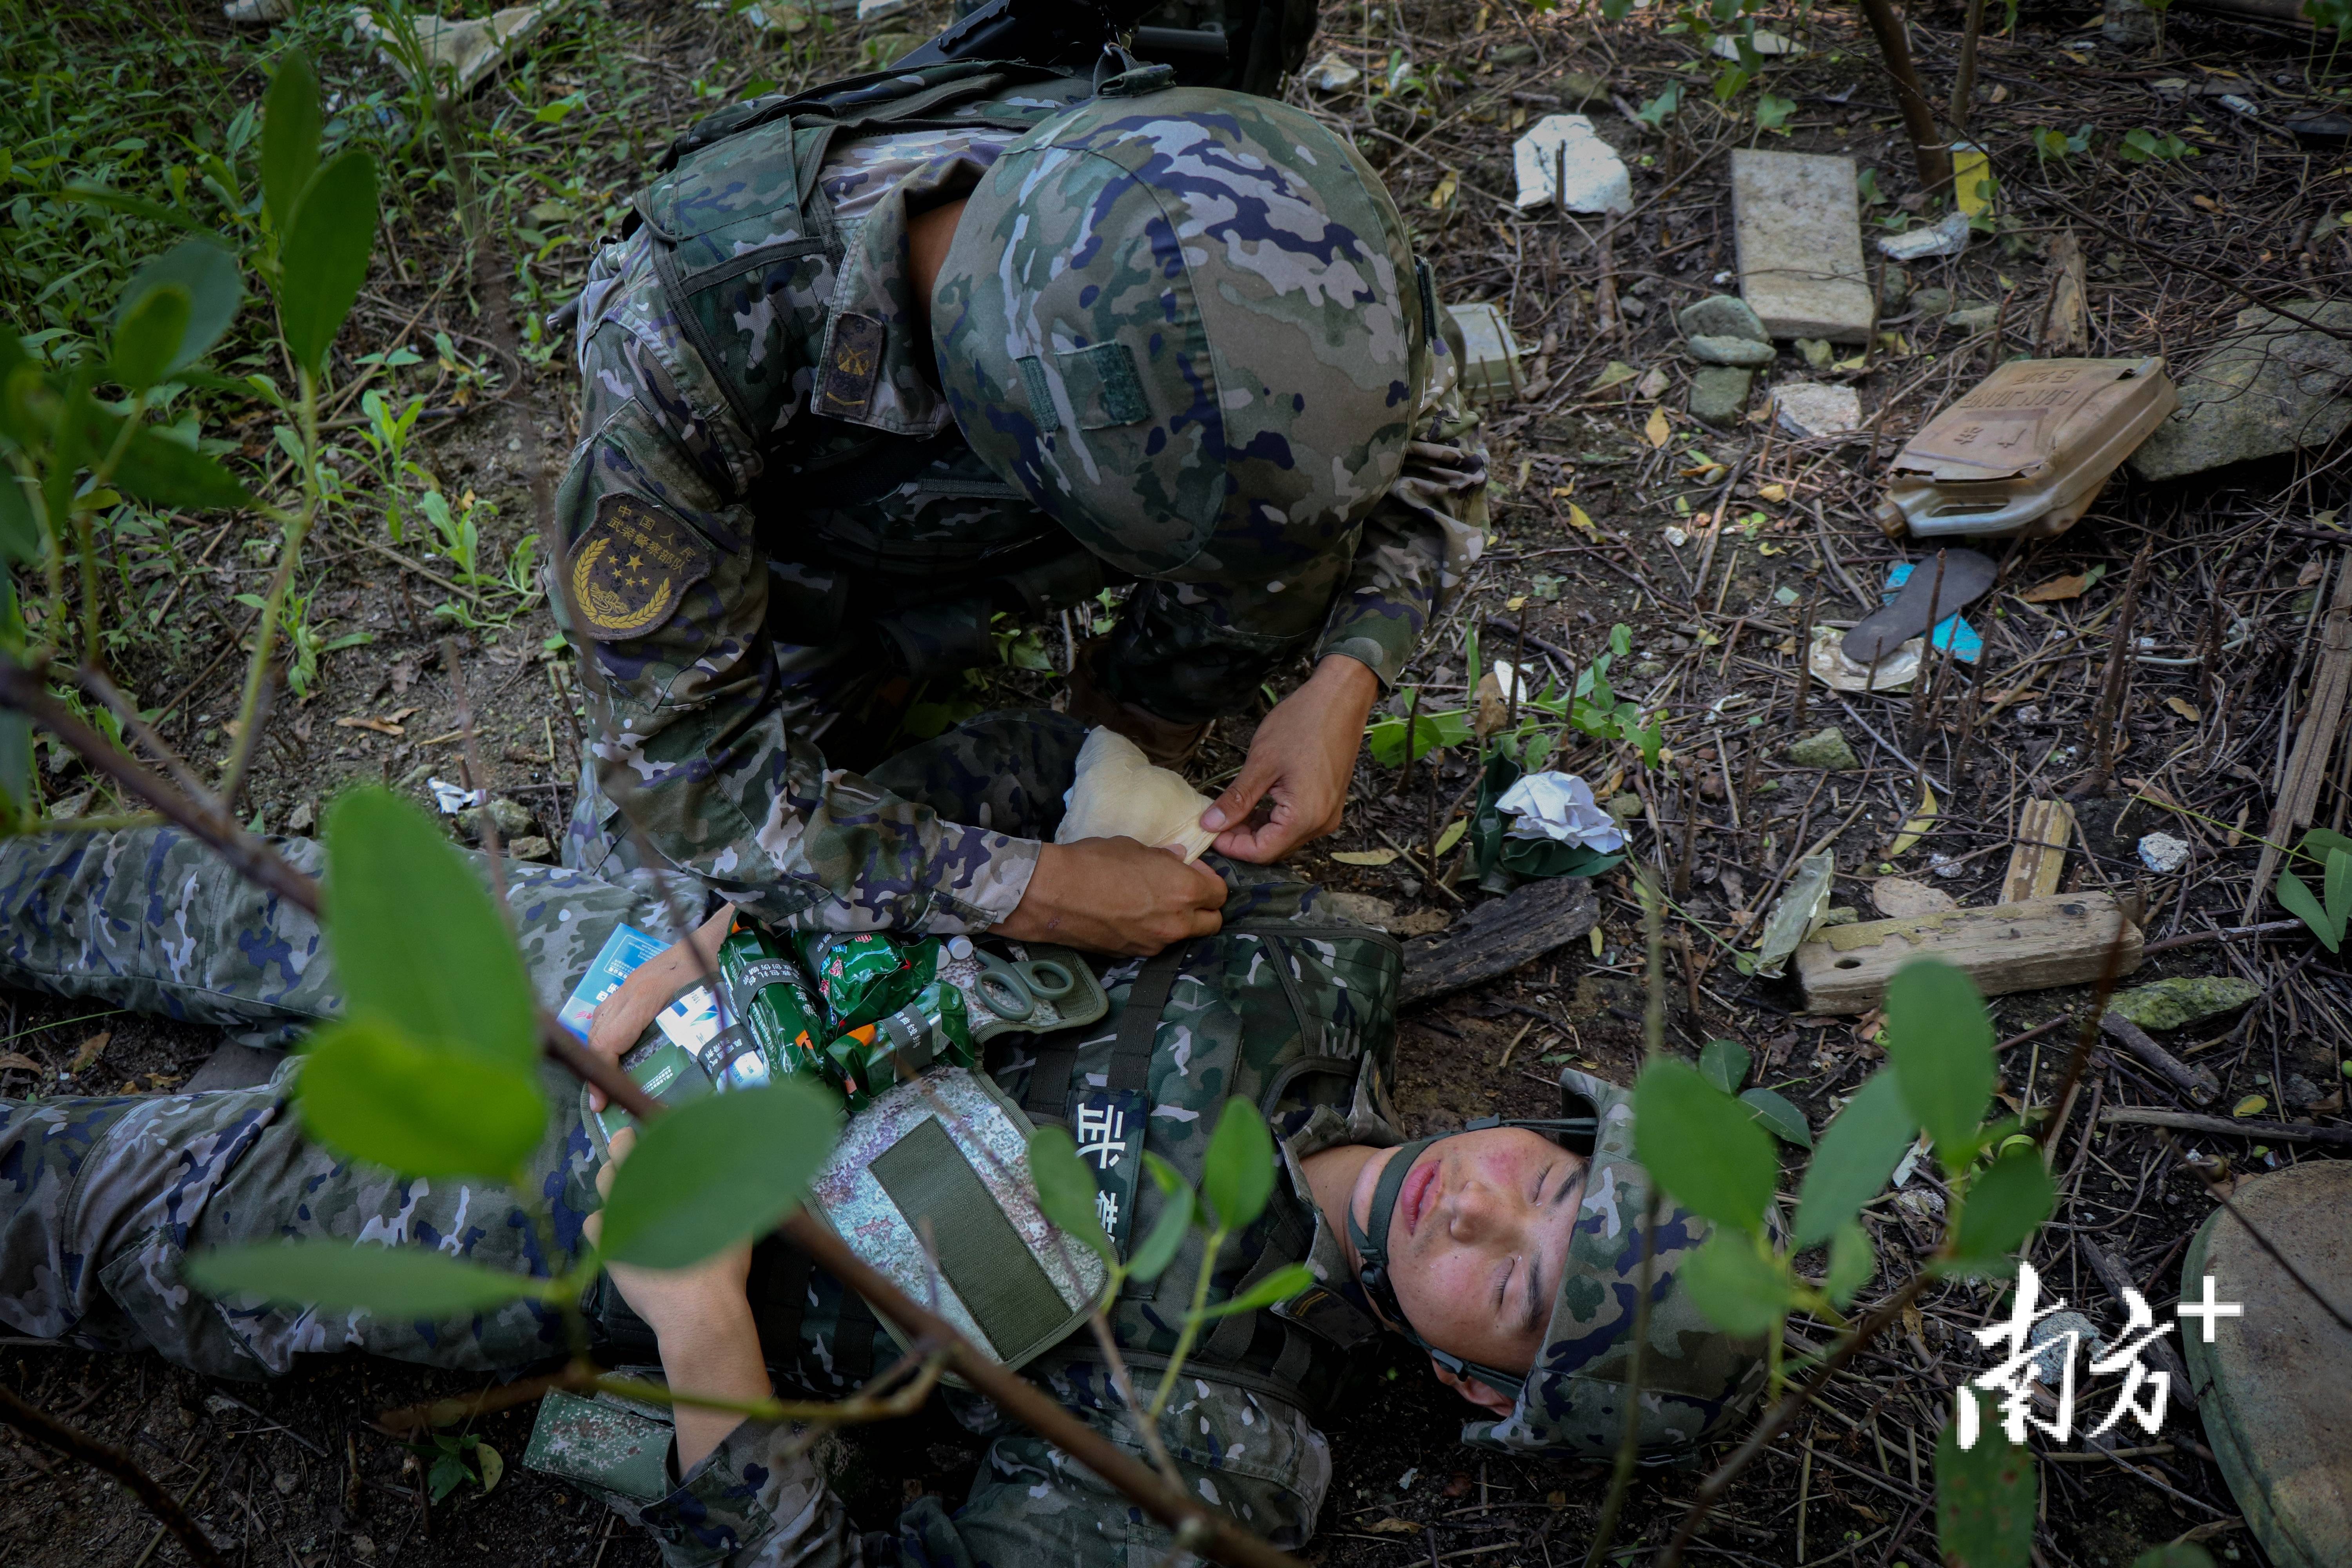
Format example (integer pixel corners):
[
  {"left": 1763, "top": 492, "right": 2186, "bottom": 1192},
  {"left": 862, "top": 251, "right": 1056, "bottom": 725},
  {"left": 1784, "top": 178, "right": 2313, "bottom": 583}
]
[
  {"left": 1730, "top": 149, "right": 1874, "bottom": 342},
  {"left": 1711, "top": 27, "right": 1804, "bottom": 57},
  {"left": 1513, "top": 115, "right": 1633, "bottom": 215},
  {"left": 2138, "top": 832, "right": 2191, "bottom": 873},
  {"left": 1771, "top": 381, "right": 1864, "bottom": 438},
  {"left": 1305, "top": 51, "right": 1362, "bottom": 92}
]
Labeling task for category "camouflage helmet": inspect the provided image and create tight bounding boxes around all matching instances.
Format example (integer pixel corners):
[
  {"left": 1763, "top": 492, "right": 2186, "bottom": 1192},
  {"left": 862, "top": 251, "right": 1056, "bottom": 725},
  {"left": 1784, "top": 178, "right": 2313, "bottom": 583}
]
[
  {"left": 930, "top": 85, "right": 1430, "bottom": 578},
  {"left": 1455, "top": 1069, "right": 1775, "bottom": 1458}
]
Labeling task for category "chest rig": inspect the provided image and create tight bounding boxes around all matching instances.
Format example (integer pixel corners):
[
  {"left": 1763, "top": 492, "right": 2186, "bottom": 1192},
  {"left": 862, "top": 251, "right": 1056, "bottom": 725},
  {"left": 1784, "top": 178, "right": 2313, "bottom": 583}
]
[{"left": 633, "top": 63, "right": 1122, "bottom": 675}]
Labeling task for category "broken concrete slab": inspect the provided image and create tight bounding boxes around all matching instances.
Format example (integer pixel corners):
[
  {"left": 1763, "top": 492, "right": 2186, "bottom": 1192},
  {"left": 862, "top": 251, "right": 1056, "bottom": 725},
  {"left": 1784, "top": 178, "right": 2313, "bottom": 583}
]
[
  {"left": 1730, "top": 149, "right": 1875, "bottom": 343},
  {"left": 1689, "top": 366, "right": 1755, "bottom": 426},
  {"left": 2105, "top": 975, "right": 2263, "bottom": 1031},
  {"left": 1772, "top": 381, "right": 1864, "bottom": 439},
  {"left": 1400, "top": 875, "right": 1599, "bottom": 1005},
  {"left": 1795, "top": 891, "right": 2143, "bottom": 1013},
  {"left": 2182, "top": 1160, "right": 2352, "bottom": 1568},
  {"left": 1784, "top": 726, "right": 1859, "bottom": 770},
  {"left": 2130, "top": 300, "right": 2352, "bottom": 480},
  {"left": 1512, "top": 115, "right": 1632, "bottom": 214}
]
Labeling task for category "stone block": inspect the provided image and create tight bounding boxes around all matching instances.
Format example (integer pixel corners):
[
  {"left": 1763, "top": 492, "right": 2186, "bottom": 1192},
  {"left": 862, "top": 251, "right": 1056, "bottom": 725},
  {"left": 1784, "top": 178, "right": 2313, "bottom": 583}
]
[
  {"left": 2129, "top": 299, "right": 2352, "bottom": 481},
  {"left": 1677, "top": 294, "right": 1768, "bottom": 343},
  {"left": 1688, "top": 366, "right": 1755, "bottom": 425},
  {"left": 1730, "top": 149, "right": 1875, "bottom": 343},
  {"left": 1688, "top": 335, "right": 1775, "bottom": 368}
]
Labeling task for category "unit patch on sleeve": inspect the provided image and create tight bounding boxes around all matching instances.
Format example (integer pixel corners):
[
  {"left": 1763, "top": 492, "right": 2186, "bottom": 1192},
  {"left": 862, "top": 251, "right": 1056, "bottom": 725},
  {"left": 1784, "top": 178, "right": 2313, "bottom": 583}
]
[
  {"left": 570, "top": 494, "right": 713, "bottom": 639},
  {"left": 817, "top": 312, "right": 887, "bottom": 420}
]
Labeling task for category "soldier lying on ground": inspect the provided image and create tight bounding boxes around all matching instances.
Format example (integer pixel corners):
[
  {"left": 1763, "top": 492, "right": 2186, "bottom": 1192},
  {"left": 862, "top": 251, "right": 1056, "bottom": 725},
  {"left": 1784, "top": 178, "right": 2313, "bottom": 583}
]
[
  {"left": 552, "top": 61, "right": 1487, "bottom": 957},
  {"left": 0, "top": 824, "right": 1762, "bottom": 1566}
]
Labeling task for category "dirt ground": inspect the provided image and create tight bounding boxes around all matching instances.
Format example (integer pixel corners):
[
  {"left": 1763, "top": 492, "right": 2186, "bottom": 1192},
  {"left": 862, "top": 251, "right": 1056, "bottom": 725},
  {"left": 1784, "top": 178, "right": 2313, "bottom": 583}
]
[{"left": 6, "top": 0, "right": 2350, "bottom": 1561}]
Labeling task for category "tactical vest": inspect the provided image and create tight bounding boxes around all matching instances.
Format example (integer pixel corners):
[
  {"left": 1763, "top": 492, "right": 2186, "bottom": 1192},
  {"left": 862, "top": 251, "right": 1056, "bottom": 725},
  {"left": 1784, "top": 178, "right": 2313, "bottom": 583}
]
[
  {"left": 582, "top": 867, "right": 1399, "bottom": 1417},
  {"left": 630, "top": 62, "right": 1133, "bottom": 676}
]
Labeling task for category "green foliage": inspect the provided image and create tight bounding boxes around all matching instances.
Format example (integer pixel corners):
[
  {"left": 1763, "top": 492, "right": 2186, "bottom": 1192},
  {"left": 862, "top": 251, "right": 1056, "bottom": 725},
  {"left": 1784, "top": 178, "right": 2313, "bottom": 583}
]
[
  {"left": 1947, "top": 1148, "right": 2056, "bottom": 1273},
  {"left": 1792, "top": 1070, "right": 1919, "bottom": 1246},
  {"left": 1698, "top": 1038, "right": 1750, "bottom": 1093},
  {"left": 298, "top": 1018, "right": 548, "bottom": 1180},
  {"left": 1824, "top": 1220, "right": 1874, "bottom": 1308},
  {"left": 2276, "top": 844, "right": 2352, "bottom": 952},
  {"left": 186, "top": 1236, "right": 548, "bottom": 1314},
  {"left": 111, "top": 285, "right": 191, "bottom": 394},
  {"left": 1203, "top": 1095, "right": 1276, "bottom": 1231},
  {"left": 277, "top": 150, "right": 380, "bottom": 377},
  {"left": 1129, "top": 1152, "right": 1194, "bottom": 1283},
  {"left": 1681, "top": 1230, "right": 1791, "bottom": 1335},
  {"left": 260, "top": 53, "right": 324, "bottom": 236},
  {"left": 2030, "top": 124, "right": 2095, "bottom": 164},
  {"left": 2117, "top": 128, "right": 2196, "bottom": 164},
  {"left": 415, "top": 1432, "right": 503, "bottom": 1503},
  {"left": 1029, "top": 1123, "right": 1116, "bottom": 1269},
  {"left": 1198, "top": 1263, "right": 1319, "bottom": 1320},
  {"left": 116, "top": 239, "right": 243, "bottom": 376},
  {"left": 324, "top": 788, "right": 540, "bottom": 1071},
  {"left": 1740, "top": 1086, "right": 1813, "bottom": 1149},
  {"left": 1754, "top": 93, "right": 1795, "bottom": 132},
  {"left": 2130, "top": 1546, "right": 2216, "bottom": 1568},
  {"left": 1365, "top": 702, "right": 1473, "bottom": 768},
  {"left": 1936, "top": 1424, "right": 2037, "bottom": 1568},
  {"left": 1882, "top": 959, "right": 1995, "bottom": 1172},
  {"left": 594, "top": 1081, "right": 840, "bottom": 1269},
  {"left": 1633, "top": 1058, "right": 1779, "bottom": 1233},
  {"left": 2308, "top": 0, "right": 2352, "bottom": 34}
]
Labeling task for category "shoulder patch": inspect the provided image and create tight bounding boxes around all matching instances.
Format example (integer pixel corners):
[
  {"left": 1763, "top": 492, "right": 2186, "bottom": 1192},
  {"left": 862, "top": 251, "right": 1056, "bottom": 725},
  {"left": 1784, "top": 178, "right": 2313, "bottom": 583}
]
[
  {"left": 818, "top": 312, "right": 887, "bottom": 420},
  {"left": 570, "top": 495, "right": 713, "bottom": 639}
]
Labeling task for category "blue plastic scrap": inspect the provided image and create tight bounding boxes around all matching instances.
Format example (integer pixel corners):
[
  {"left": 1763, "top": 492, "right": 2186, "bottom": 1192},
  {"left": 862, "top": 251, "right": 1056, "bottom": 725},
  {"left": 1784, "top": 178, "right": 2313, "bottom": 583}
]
[{"left": 1884, "top": 563, "right": 1983, "bottom": 663}]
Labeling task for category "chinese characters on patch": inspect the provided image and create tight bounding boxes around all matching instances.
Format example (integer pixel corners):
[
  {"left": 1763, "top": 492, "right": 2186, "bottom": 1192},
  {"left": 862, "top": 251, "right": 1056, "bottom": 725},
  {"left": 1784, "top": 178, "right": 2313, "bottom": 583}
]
[
  {"left": 1075, "top": 1095, "right": 1139, "bottom": 1246},
  {"left": 1955, "top": 1261, "right": 2241, "bottom": 1450}
]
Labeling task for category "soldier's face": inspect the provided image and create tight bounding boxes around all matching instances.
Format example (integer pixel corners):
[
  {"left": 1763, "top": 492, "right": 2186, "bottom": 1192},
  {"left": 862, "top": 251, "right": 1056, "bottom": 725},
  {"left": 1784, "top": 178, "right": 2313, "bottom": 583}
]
[{"left": 1359, "top": 1128, "right": 1586, "bottom": 1414}]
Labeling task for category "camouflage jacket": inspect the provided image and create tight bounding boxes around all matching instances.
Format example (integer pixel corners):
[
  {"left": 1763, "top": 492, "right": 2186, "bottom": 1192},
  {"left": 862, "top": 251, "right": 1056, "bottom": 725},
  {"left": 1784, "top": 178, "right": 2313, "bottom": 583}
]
[{"left": 552, "top": 61, "right": 1488, "bottom": 938}]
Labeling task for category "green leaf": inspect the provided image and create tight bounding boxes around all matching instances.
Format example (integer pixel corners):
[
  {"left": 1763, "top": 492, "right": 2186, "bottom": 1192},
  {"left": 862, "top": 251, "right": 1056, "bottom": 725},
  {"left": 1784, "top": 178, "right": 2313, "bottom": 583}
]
[
  {"left": 2276, "top": 868, "right": 2339, "bottom": 951},
  {"left": 2298, "top": 826, "right": 2352, "bottom": 862},
  {"left": 278, "top": 149, "right": 379, "bottom": 377},
  {"left": 1196, "top": 1263, "right": 1317, "bottom": 1320},
  {"left": 298, "top": 1019, "right": 548, "bottom": 1180},
  {"left": 2129, "top": 1546, "right": 2216, "bottom": 1568},
  {"left": 1882, "top": 959, "right": 1995, "bottom": 1172},
  {"left": 429, "top": 1452, "right": 467, "bottom": 1501},
  {"left": 184, "top": 1238, "right": 544, "bottom": 1314},
  {"left": 1679, "top": 1230, "right": 1791, "bottom": 1336},
  {"left": 57, "top": 181, "right": 223, "bottom": 240},
  {"left": 1698, "top": 1038, "right": 1751, "bottom": 1094},
  {"left": 1824, "top": 1219, "right": 1874, "bottom": 1308},
  {"left": 1740, "top": 1086, "right": 1812, "bottom": 1149},
  {"left": 1201, "top": 1096, "right": 1276, "bottom": 1232},
  {"left": 1633, "top": 1058, "right": 1780, "bottom": 1233},
  {"left": 1936, "top": 1422, "right": 2036, "bottom": 1568},
  {"left": 1127, "top": 1178, "right": 1192, "bottom": 1283},
  {"left": 261, "top": 52, "right": 323, "bottom": 235},
  {"left": 595, "top": 1080, "right": 838, "bottom": 1268},
  {"left": 111, "top": 284, "right": 191, "bottom": 394},
  {"left": 1027, "top": 1125, "right": 1115, "bottom": 1269},
  {"left": 118, "top": 240, "right": 243, "bottom": 374},
  {"left": 1951, "top": 1147, "right": 2055, "bottom": 1263},
  {"left": 2327, "top": 847, "right": 2352, "bottom": 928},
  {"left": 323, "top": 787, "right": 538, "bottom": 1072},
  {"left": 1793, "top": 1070, "right": 1919, "bottom": 1246},
  {"left": 0, "top": 472, "right": 39, "bottom": 566},
  {"left": 117, "top": 425, "right": 254, "bottom": 511}
]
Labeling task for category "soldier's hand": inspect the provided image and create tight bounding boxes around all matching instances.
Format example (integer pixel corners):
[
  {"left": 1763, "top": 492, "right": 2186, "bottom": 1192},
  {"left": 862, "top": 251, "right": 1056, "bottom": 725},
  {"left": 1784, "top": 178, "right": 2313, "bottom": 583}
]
[
  {"left": 585, "top": 903, "right": 736, "bottom": 1110},
  {"left": 1201, "top": 655, "right": 1379, "bottom": 863},
  {"left": 995, "top": 837, "right": 1226, "bottom": 955}
]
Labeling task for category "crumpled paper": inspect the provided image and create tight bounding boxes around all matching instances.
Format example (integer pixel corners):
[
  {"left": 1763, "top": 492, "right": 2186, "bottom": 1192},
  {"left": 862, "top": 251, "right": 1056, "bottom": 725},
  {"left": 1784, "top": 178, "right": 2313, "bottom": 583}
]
[
  {"left": 1055, "top": 728, "right": 1217, "bottom": 862},
  {"left": 1494, "top": 773, "right": 1628, "bottom": 852},
  {"left": 427, "top": 775, "right": 486, "bottom": 813}
]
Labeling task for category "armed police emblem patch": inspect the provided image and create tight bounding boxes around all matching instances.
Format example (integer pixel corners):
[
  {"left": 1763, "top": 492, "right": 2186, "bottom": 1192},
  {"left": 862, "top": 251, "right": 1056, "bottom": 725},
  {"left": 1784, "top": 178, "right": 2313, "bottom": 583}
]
[{"left": 570, "top": 494, "right": 712, "bottom": 639}]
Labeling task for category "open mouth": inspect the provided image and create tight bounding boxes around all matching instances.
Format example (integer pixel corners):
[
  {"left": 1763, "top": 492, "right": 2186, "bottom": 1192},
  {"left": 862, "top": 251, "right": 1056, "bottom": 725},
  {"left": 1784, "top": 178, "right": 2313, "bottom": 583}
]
[{"left": 1398, "top": 1156, "right": 1441, "bottom": 1238}]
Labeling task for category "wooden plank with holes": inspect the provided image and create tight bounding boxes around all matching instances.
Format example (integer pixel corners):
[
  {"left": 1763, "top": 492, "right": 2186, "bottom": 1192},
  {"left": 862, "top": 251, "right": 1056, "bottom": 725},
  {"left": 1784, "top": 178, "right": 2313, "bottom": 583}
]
[
  {"left": 1999, "top": 798, "right": 2077, "bottom": 905},
  {"left": 1795, "top": 891, "right": 2142, "bottom": 1013}
]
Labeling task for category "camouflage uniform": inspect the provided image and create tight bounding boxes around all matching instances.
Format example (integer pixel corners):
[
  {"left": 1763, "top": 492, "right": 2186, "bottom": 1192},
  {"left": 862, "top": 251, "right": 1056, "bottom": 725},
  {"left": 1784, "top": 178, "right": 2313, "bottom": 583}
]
[
  {"left": 553, "top": 62, "right": 1487, "bottom": 937},
  {"left": 0, "top": 827, "right": 1393, "bottom": 1566}
]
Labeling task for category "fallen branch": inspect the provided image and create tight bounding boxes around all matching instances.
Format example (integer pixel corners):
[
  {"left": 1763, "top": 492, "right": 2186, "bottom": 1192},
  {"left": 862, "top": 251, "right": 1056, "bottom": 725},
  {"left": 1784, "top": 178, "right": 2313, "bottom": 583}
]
[
  {"left": 2102, "top": 1107, "right": 2352, "bottom": 1149},
  {"left": 0, "top": 1383, "right": 228, "bottom": 1568}
]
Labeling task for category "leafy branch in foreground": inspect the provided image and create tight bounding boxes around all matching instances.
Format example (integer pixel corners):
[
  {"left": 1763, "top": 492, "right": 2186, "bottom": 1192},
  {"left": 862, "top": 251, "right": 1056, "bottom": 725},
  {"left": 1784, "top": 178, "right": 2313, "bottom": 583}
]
[{"left": 1640, "top": 957, "right": 2059, "bottom": 1568}]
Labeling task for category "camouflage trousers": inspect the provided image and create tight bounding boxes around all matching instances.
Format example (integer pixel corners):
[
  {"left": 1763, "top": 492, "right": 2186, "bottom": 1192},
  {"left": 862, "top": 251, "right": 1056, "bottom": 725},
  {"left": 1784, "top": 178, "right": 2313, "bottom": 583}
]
[{"left": 569, "top": 703, "right": 1087, "bottom": 886}]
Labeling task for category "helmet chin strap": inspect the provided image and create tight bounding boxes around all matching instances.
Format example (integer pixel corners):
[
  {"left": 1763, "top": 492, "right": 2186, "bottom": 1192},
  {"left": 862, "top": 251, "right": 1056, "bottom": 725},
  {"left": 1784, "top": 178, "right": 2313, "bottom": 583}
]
[{"left": 1345, "top": 1134, "right": 1530, "bottom": 1403}]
